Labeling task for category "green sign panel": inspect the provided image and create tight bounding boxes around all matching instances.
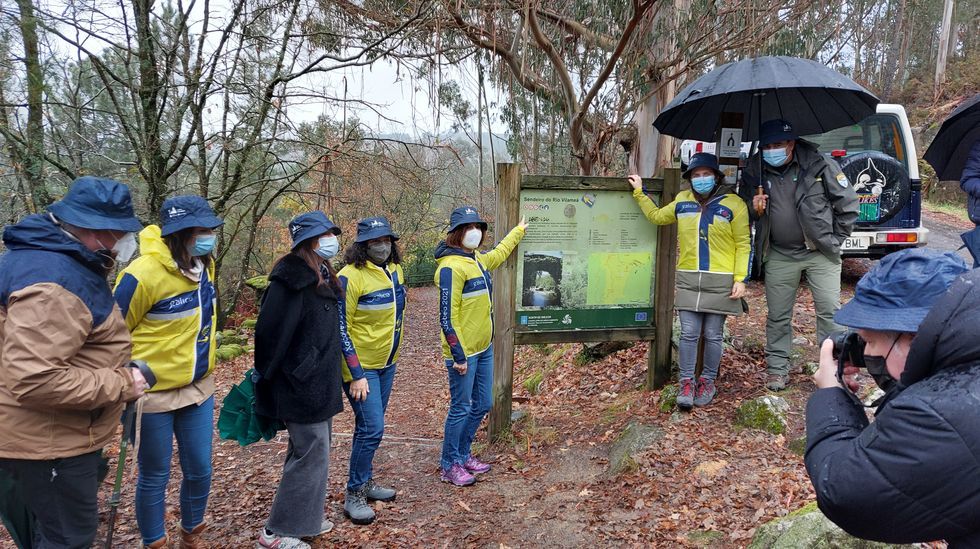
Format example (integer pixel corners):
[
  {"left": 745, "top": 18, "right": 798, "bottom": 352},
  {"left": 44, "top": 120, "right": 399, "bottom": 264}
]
[{"left": 515, "top": 189, "right": 660, "bottom": 331}]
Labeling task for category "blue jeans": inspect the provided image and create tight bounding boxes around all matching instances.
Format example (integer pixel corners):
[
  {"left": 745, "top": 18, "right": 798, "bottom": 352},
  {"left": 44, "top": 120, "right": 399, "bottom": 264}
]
[
  {"left": 441, "top": 346, "right": 493, "bottom": 470},
  {"left": 135, "top": 396, "right": 214, "bottom": 545},
  {"left": 678, "top": 310, "right": 726, "bottom": 381},
  {"left": 343, "top": 364, "right": 396, "bottom": 491}
]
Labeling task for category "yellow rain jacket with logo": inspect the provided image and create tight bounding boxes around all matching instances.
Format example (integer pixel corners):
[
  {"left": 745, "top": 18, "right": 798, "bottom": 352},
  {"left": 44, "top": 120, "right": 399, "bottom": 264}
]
[
  {"left": 633, "top": 187, "right": 751, "bottom": 315},
  {"left": 434, "top": 227, "right": 525, "bottom": 362},
  {"left": 113, "top": 225, "right": 218, "bottom": 392},
  {"left": 337, "top": 261, "right": 406, "bottom": 383}
]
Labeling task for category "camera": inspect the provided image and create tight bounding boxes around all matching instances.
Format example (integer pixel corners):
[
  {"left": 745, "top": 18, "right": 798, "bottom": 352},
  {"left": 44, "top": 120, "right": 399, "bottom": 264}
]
[{"left": 827, "top": 330, "right": 866, "bottom": 406}]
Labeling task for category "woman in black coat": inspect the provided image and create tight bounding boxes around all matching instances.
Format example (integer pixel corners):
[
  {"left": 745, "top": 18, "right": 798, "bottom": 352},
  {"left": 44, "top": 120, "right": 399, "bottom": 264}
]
[{"left": 253, "top": 211, "right": 344, "bottom": 549}]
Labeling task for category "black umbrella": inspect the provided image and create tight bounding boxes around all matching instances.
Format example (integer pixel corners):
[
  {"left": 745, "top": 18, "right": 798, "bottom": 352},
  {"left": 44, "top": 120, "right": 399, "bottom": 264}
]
[
  {"left": 654, "top": 56, "right": 879, "bottom": 142},
  {"left": 924, "top": 93, "right": 980, "bottom": 181}
]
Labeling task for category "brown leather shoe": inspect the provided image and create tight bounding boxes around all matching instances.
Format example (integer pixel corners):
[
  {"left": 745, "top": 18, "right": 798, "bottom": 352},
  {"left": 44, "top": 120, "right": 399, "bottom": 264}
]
[
  {"left": 144, "top": 535, "right": 168, "bottom": 549},
  {"left": 180, "top": 522, "right": 207, "bottom": 549}
]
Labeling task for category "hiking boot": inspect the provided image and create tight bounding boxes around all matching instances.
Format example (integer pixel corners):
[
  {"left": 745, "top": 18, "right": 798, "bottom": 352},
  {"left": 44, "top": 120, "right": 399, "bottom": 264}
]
[
  {"left": 344, "top": 487, "right": 376, "bottom": 525},
  {"left": 256, "top": 528, "right": 310, "bottom": 549},
  {"left": 677, "top": 378, "right": 695, "bottom": 410},
  {"left": 180, "top": 522, "right": 206, "bottom": 549},
  {"left": 440, "top": 463, "right": 476, "bottom": 486},
  {"left": 144, "top": 535, "right": 168, "bottom": 549},
  {"left": 364, "top": 479, "right": 396, "bottom": 502},
  {"left": 693, "top": 377, "right": 717, "bottom": 407},
  {"left": 463, "top": 456, "right": 491, "bottom": 475},
  {"left": 766, "top": 374, "right": 789, "bottom": 391}
]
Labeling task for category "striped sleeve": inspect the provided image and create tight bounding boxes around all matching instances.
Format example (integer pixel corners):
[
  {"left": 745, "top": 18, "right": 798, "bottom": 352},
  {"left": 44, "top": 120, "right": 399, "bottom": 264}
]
[
  {"left": 438, "top": 266, "right": 466, "bottom": 363},
  {"left": 730, "top": 196, "right": 752, "bottom": 282},
  {"left": 113, "top": 271, "right": 150, "bottom": 331},
  {"left": 338, "top": 274, "right": 365, "bottom": 380}
]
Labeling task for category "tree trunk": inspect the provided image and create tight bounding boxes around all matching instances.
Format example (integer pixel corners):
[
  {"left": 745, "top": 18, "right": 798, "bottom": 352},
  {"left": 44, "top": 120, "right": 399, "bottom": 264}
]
[
  {"left": 934, "top": 0, "right": 955, "bottom": 96},
  {"left": 15, "top": 0, "right": 51, "bottom": 210},
  {"left": 133, "top": 0, "right": 169, "bottom": 214}
]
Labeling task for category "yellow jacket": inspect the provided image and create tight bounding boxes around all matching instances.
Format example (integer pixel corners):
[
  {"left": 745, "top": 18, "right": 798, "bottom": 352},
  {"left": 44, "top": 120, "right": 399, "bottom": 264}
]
[
  {"left": 337, "top": 261, "right": 406, "bottom": 382},
  {"left": 113, "top": 225, "right": 218, "bottom": 392},
  {"left": 633, "top": 188, "right": 751, "bottom": 281},
  {"left": 434, "top": 227, "right": 525, "bottom": 361}
]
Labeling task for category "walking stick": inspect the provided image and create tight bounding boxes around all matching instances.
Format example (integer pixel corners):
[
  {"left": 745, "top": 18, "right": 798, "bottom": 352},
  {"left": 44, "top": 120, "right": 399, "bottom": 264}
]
[{"left": 104, "top": 400, "right": 137, "bottom": 549}]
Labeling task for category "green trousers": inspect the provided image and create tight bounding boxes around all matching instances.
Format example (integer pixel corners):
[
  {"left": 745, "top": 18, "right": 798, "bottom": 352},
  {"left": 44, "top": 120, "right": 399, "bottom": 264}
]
[{"left": 763, "top": 249, "right": 842, "bottom": 375}]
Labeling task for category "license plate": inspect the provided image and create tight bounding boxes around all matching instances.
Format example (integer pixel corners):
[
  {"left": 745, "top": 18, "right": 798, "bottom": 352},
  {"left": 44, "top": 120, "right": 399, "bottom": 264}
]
[{"left": 842, "top": 236, "right": 870, "bottom": 250}]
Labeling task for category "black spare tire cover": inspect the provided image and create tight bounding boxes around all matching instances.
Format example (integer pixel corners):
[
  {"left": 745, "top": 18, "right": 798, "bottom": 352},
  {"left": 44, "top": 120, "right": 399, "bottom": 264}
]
[{"left": 836, "top": 151, "right": 911, "bottom": 226}]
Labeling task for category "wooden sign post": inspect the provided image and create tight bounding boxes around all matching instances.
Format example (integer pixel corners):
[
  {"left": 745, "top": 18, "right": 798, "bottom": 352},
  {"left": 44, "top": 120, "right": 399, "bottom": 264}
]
[{"left": 488, "top": 164, "right": 680, "bottom": 440}]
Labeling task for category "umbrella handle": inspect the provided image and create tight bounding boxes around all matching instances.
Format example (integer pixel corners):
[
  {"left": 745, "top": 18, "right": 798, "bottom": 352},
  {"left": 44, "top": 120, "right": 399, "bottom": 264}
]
[{"left": 754, "top": 186, "right": 766, "bottom": 216}]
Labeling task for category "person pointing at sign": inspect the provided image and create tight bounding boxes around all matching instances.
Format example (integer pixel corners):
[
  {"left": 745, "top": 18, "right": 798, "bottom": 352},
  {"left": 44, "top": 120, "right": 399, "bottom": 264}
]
[
  {"left": 629, "top": 153, "right": 750, "bottom": 410},
  {"left": 434, "top": 207, "right": 527, "bottom": 487}
]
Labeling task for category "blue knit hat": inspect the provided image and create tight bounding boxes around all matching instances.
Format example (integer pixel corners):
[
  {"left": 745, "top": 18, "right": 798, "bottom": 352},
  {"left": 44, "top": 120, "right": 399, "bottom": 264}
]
[
  {"left": 288, "top": 211, "right": 341, "bottom": 249},
  {"left": 159, "top": 196, "right": 223, "bottom": 236},
  {"left": 835, "top": 248, "right": 968, "bottom": 332},
  {"left": 48, "top": 176, "right": 142, "bottom": 232}
]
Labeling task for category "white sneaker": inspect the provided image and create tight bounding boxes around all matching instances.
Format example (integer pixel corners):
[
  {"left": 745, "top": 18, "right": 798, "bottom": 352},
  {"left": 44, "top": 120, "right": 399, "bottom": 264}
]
[{"left": 256, "top": 528, "right": 311, "bottom": 549}]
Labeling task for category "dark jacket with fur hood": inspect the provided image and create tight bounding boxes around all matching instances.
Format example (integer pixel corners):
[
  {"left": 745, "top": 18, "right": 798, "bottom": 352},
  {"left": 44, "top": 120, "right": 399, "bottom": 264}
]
[{"left": 254, "top": 253, "right": 343, "bottom": 424}]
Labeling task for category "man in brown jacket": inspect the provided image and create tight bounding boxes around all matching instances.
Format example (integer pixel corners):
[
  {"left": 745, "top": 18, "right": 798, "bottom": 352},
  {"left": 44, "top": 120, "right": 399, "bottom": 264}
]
[{"left": 0, "top": 177, "right": 149, "bottom": 548}]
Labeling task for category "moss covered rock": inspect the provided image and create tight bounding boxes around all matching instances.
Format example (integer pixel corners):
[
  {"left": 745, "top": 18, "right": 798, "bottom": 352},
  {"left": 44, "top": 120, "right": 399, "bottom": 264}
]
[
  {"left": 218, "top": 329, "right": 246, "bottom": 346},
  {"left": 734, "top": 395, "right": 789, "bottom": 435},
  {"left": 240, "top": 318, "right": 257, "bottom": 330},
  {"left": 788, "top": 436, "right": 807, "bottom": 456},
  {"left": 658, "top": 384, "right": 679, "bottom": 413},
  {"left": 748, "top": 501, "right": 916, "bottom": 548},
  {"left": 216, "top": 344, "right": 245, "bottom": 362},
  {"left": 245, "top": 276, "right": 269, "bottom": 290},
  {"left": 687, "top": 529, "right": 726, "bottom": 548}
]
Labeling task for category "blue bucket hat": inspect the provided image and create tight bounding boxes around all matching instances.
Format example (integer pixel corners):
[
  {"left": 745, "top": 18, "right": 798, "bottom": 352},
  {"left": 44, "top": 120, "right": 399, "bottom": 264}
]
[
  {"left": 835, "top": 248, "right": 968, "bottom": 332},
  {"left": 48, "top": 176, "right": 143, "bottom": 232},
  {"left": 682, "top": 152, "right": 726, "bottom": 180},
  {"left": 159, "top": 195, "right": 224, "bottom": 237},
  {"left": 355, "top": 216, "right": 399, "bottom": 243},
  {"left": 288, "top": 211, "right": 341, "bottom": 249},
  {"left": 759, "top": 119, "right": 798, "bottom": 147},
  {"left": 448, "top": 206, "right": 487, "bottom": 233}
]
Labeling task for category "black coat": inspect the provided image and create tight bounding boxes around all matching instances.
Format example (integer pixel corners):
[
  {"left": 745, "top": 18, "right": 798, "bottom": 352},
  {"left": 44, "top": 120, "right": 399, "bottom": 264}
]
[
  {"left": 804, "top": 269, "right": 980, "bottom": 547},
  {"left": 253, "top": 254, "right": 343, "bottom": 424}
]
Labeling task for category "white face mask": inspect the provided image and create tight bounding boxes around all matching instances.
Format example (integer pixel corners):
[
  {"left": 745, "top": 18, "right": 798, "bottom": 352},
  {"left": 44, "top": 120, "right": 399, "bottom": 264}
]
[
  {"left": 462, "top": 228, "right": 483, "bottom": 250},
  {"left": 113, "top": 233, "right": 138, "bottom": 263},
  {"left": 315, "top": 235, "right": 339, "bottom": 260}
]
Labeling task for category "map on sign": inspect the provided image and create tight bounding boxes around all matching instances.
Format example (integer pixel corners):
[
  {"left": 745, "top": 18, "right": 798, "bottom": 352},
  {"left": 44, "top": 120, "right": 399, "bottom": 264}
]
[{"left": 515, "top": 189, "right": 659, "bottom": 331}]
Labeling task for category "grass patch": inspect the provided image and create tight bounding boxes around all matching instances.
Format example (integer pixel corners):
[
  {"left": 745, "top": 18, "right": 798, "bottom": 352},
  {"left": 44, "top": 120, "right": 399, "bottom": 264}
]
[{"left": 924, "top": 199, "right": 971, "bottom": 223}]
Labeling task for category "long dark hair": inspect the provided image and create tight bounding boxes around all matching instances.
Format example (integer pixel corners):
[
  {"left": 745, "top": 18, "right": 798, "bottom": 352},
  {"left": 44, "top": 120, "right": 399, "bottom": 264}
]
[
  {"left": 342, "top": 239, "right": 403, "bottom": 269},
  {"left": 164, "top": 228, "right": 202, "bottom": 272},
  {"left": 274, "top": 236, "right": 341, "bottom": 293}
]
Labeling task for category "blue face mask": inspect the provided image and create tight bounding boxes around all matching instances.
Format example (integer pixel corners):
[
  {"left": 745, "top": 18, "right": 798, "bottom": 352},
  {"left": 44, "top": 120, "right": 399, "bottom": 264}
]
[
  {"left": 763, "top": 147, "right": 789, "bottom": 167},
  {"left": 691, "top": 175, "right": 716, "bottom": 194},
  {"left": 315, "top": 235, "right": 339, "bottom": 260},
  {"left": 190, "top": 235, "right": 216, "bottom": 257}
]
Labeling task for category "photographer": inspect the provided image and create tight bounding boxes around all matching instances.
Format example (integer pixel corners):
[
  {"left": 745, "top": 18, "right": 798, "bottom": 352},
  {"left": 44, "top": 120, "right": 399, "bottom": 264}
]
[{"left": 805, "top": 248, "right": 980, "bottom": 546}]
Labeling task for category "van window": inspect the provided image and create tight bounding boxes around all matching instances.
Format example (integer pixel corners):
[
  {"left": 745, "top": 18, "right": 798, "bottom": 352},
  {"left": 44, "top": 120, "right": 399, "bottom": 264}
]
[{"left": 803, "top": 114, "right": 908, "bottom": 168}]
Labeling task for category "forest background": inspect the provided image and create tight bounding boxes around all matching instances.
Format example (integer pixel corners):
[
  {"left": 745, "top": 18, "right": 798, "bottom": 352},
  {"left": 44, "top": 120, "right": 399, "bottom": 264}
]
[{"left": 0, "top": 0, "right": 978, "bottom": 322}]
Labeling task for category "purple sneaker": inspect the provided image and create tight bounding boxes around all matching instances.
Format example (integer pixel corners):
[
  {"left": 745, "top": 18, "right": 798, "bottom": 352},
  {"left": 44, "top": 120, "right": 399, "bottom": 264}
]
[
  {"left": 440, "top": 464, "right": 476, "bottom": 486},
  {"left": 463, "top": 456, "right": 491, "bottom": 475}
]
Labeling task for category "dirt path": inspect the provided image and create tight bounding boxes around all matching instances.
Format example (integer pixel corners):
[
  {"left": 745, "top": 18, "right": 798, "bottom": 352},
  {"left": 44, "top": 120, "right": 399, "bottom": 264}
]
[{"left": 3, "top": 284, "right": 839, "bottom": 548}]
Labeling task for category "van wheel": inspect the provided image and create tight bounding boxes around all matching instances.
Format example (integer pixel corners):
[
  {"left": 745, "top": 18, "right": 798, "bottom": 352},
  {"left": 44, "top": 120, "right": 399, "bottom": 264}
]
[{"left": 838, "top": 152, "right": 911, "bottom": 226}]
